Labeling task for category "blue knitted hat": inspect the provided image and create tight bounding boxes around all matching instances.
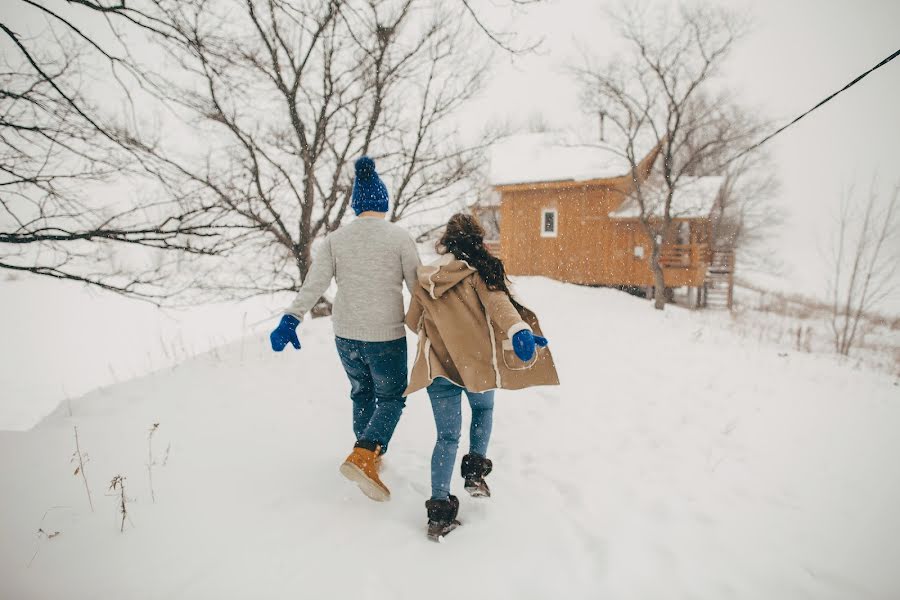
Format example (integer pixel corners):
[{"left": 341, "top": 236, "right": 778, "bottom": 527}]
[{"left": 351, "top": 156, "right": 389, "bottom": 215}]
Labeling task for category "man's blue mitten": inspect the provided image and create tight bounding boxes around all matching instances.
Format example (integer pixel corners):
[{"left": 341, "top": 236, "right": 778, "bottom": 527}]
[
  {"left": 270, "top": 314, "right": 301, "bottom": 352},
  {"left": 512, "top": 330, "right": 549, "bottom": 362}
]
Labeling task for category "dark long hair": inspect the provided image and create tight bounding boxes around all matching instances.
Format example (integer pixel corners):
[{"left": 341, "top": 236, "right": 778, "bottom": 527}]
[{"left": 437, "top": 213, "right": 521, "bottom": 308}]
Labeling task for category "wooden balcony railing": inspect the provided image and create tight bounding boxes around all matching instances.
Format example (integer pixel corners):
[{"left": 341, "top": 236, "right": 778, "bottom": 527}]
[
  {"left": 659, "top": 243, "right": 708, "bottom": 269},
  {"left": 483, "top": 239, "right": 712, "bottom": 270}
]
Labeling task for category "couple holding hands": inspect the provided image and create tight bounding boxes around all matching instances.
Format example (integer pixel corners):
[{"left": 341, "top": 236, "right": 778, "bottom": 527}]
[{"left": 270, "top": 157, "right": 558, "bottom": 540}]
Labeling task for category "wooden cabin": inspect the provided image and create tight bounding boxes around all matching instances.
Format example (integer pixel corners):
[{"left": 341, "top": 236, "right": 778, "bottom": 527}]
[{"left": 478, "top": 134, "right": 734, "bottom": 308}]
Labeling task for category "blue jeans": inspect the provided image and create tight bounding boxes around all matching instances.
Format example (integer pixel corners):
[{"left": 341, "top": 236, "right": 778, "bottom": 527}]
[
  {"left": 427, "top": 377, "right": 494, "bottom": 500},
  {"left": 335, "top": 336, "right": 408, "bottom": 454}
]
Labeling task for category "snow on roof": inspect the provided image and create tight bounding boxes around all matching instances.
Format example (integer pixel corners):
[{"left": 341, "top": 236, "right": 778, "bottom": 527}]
[
  {"left": 609, "top": 176, "right": 723, "bottom": 219},
  {"left": 489, "top": 133, "right": 631, "bottom": 186}
]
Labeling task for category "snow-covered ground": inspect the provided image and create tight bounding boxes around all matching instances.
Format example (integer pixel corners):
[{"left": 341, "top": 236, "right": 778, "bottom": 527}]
[
  {"left": 729, "top": 296, "right": 899, "bottom": 377},
  {"left": 665, "top": 283, "right": 900, "bottom": 377},
  {"left": 0, "top": 276, "right": 286, "bottom": 431},
  {"left": 2, "top": 277, "right": 899, "bottom": 599}
]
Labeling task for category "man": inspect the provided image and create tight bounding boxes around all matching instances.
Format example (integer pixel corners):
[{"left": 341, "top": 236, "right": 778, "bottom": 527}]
[{"left": 269, "top": 156, "right": 420, "bottom": 502}]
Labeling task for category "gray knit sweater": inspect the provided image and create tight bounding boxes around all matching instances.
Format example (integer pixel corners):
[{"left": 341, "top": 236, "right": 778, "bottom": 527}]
[{"left": 285, "top": 217, "right": 421, "bottom": 342}]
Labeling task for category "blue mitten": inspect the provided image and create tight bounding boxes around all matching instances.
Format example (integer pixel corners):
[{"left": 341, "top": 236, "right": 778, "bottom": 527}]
[
  {"left": 511, "top": 329, "right": 549, "bottom": 361},
  {"left": 270, "top": 314, "right": 301, "bottom": 352}
]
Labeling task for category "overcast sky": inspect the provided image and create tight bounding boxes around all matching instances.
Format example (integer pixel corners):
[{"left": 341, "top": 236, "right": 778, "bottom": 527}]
[{"left": 466, "top": 0, "right": 900, "bottom": 310}]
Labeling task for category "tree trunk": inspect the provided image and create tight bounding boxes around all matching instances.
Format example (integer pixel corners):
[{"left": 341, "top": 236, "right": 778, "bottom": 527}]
[
  {"left": 650, "top": 242, "right": 667, "bottom": 310},
  {"left": 295, "top": 243, "right": 312, "bottom": 284}
]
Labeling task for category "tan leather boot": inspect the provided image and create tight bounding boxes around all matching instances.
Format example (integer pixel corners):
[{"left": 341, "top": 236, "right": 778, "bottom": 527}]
[{"left": 340, "top": 445, "right": 390, "bottom": 502}]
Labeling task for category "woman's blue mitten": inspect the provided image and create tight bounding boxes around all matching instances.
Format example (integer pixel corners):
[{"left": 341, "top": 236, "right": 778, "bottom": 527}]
[
  {"left": 512, "top": 330, "right": 550, "bottom": 361},
  {"left": 512, "top": 330, "right": 535, "bottom": 361},
  {"left": 270, "top": 315, "right": 301, "bottom": 352}
]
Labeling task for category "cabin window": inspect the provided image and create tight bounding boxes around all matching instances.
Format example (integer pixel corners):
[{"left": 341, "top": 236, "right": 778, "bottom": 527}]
[{"left": 541, "top": 208, "right": 558, "bottom": 238}]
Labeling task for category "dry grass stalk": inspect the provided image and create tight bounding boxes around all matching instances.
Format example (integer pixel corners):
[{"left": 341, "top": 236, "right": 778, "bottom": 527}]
[
  {"left": 108, "top": 475, "right": 129, "bottom": 533},
  {"left": 27, "top": 506, "right": 68, "bottom": 567},
  {"left": 147, "top": 423, "right": 159, "bottom": 504},
  {"left": 71, "top": 426, "right": 94, "bottom": 512},
  {"left": 162, "top": 442, "right": 172, "bottom": 467}
]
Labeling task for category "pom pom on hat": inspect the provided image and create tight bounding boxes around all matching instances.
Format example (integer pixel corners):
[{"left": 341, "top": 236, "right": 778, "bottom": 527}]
[{"left": 355, "top": 156, "right": 376, "bottom": 176}]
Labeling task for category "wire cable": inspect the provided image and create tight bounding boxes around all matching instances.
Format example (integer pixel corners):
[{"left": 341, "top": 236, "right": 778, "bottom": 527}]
[{"left": 723, "top": 46, "right": 900, "bottom": 167}]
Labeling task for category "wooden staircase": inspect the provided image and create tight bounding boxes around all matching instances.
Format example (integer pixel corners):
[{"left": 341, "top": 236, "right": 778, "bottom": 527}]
[{"left": 701, "top": 248, "right": 735, "bottom": 310}]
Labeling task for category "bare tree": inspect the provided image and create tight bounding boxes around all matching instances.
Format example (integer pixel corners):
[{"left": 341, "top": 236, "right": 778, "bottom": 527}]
[
  {"left": 1, "top": 2, "right": 237, "bottom": 300},
  {"left": 4, "top": 0, "right": 541, "bottom": 302},
  {"left": 70, "top": 0, "right": 534, "bottom": 300},
  {"left": 688, "top": 101, "right": 782, "bottom": 271},
  {"left": 826, "top": 179, "right": 899, "bottom": 356},
  {"left": 575, "top": 2, "right": 764, "bottom": 310}
]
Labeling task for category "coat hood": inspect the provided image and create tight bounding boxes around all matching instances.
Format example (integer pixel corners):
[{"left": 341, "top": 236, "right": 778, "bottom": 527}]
[{"left": 417, "top": 254, "right": 476, "bottom": 299}]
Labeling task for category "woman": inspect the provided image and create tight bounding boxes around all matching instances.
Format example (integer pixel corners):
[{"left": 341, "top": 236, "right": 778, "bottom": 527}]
[{"left": 405, "top": 213, "right": 559, "bottom": 541}]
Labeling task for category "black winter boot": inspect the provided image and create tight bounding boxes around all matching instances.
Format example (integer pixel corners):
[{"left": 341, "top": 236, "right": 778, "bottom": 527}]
[
  {"left": 461, "top": 453, "right": 493, "bottom": 498},
  {"left": 425, "top": 495, "right": 460, "bottom": 541}
]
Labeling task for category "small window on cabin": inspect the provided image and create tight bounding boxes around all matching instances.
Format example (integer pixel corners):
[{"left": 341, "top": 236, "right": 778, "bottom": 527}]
[{"left": 541, "top": 209, "right": 558, "bottom": 238}]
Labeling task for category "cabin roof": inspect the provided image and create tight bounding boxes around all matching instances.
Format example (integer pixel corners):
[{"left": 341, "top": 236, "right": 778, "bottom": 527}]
[
  {"left": 609, "top": 176, "right": 724, "bottom": 220},
  {"left": 489, "top": 133, "right": 631, "bottom": 187}
]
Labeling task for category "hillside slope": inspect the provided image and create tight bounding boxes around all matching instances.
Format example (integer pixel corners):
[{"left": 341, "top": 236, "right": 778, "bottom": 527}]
[
  {"left": 1, "top": 278, "right": 898, "bottom": 600},
  {"left": 0, "top": 276, "right": 284, "bottom": 431}
]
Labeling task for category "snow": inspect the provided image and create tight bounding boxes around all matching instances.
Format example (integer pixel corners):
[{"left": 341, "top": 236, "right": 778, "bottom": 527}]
[
  {"left": 489, "top": 133, "right": 631, "bottom": 186},
  {"left": 610, "top": 176, "right": 724, "bottom": 219},
  {"left": 0, "top": 276, "right": 286, "bottom": 431},
  {"left": 726, "top": 283, "right": 899, "bottom": 374},
  {"left": 2, "top": 277, "right": 899, "bottom": 599}
]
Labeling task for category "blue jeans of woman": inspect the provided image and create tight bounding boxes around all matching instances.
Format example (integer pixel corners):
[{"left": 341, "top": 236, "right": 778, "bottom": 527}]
[{"left": 427, "top": 377, "right": 494, "bottom": 500}]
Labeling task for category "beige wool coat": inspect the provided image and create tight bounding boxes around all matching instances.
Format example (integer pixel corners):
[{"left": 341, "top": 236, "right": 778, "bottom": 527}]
[{"left": 404, "top": 255, "right": 560, "bottom": 396}]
